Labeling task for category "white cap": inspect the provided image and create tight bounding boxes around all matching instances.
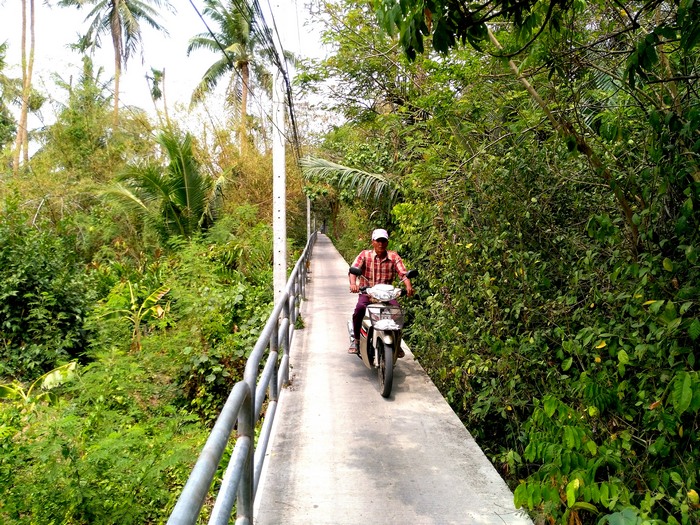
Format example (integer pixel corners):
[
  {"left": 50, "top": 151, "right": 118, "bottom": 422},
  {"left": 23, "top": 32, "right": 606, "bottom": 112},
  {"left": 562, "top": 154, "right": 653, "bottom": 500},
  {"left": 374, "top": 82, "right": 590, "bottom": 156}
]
[{"left": 372, "top": 228, "right": 389, "bottom": 241}]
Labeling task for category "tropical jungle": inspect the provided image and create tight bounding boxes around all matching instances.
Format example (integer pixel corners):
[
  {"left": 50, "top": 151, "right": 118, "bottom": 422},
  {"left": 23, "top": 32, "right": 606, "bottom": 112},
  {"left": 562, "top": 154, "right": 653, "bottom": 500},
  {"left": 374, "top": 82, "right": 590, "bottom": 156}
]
[{"left": 1, "top": 0, "right": 699, "bottom": 524}]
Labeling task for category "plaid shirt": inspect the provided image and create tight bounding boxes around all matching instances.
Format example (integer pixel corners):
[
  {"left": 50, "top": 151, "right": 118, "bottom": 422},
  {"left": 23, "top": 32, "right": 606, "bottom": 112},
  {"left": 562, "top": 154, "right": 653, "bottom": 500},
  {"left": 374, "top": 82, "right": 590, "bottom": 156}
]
[{"left": 351, "top": 249, "right": 408, "bottom": 287}]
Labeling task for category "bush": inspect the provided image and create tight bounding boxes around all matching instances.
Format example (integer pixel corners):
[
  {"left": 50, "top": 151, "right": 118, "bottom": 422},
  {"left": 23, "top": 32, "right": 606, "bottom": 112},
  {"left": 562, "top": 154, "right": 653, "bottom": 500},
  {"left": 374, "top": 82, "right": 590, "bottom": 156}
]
[
  {"left": 0, "top": 201, "right": 95, "bottom": 380},
  {"left": 0, "top": 349, "right": 206, "bottom": 524}
]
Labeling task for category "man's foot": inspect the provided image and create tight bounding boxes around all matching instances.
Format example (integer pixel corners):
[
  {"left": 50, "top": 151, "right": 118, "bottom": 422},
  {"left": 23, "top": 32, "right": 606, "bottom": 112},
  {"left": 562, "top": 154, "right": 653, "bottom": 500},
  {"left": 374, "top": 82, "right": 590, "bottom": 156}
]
[
  {"left": 397, "top": 348, "right": 405, "bottom": 358},
  {"left": 348, "top": 340, "right": 359, "bottom": 354}
]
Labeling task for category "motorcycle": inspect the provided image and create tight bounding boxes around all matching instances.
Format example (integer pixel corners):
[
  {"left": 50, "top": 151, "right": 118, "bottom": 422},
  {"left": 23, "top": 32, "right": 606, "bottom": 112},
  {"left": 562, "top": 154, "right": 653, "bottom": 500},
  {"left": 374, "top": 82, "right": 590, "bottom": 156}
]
[{"left": 347, "top": 267, "right": 418, "bottom": 397}]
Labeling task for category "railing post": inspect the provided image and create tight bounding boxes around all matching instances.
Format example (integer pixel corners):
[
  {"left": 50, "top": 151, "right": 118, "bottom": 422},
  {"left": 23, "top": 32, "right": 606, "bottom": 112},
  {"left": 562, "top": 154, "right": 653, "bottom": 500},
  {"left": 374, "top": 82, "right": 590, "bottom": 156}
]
[
  {"left": 302, "top": 252, "right": 309, "bottom": 299},
  {"left": 167, "top": 383, "right": 249, "bottom": 525},
  {"left": 236, "top": 384, "right": 255, "bottom": 525},
  {"left": 209, "top": 385, "right": 252, "bottom": 525},
  {"left": 270, "top": 313, "right": 278, "bottom": 356}
]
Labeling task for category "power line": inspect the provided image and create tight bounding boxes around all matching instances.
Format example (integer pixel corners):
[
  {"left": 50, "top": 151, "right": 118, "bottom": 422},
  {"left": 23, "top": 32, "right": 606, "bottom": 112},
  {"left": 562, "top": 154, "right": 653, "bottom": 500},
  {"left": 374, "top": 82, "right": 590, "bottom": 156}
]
[
  {"left": 259, "top": 0, "right": 302, "bottom": 158},
  {"left": 186, "top": 0, "right": 302, "bottom": 158}
]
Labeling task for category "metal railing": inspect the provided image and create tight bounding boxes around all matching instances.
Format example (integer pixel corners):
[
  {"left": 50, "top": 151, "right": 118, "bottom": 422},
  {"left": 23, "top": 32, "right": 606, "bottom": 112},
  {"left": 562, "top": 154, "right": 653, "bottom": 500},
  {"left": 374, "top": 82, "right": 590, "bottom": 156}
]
[{"left": 167, "top": 231, "right": 317, "bottom": 525}]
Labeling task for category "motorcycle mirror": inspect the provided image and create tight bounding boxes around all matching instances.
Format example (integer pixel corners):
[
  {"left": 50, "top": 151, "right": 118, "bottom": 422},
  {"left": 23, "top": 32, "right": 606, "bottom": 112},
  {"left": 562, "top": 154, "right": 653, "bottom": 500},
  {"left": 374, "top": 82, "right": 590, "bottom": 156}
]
[
  {"left": 406, "top": 269, "right": 418, "bottom": 279},
  {"left": 349, "top": 266, "right": 362, "bottom": 276}
]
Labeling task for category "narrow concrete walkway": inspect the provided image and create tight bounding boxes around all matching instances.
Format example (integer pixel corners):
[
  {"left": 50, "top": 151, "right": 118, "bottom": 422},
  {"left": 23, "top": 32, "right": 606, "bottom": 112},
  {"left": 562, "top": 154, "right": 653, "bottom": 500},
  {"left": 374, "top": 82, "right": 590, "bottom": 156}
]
[{"left": 254, "top": 234, "right": 532, "bottom": 524}]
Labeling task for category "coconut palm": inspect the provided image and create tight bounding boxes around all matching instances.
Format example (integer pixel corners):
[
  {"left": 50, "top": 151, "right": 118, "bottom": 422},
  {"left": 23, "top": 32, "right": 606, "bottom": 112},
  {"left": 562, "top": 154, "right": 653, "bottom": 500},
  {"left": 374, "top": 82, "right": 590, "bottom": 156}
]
[
  {"left": 108, "top": 130, "right": 226, "bottom": 239},
  {"left": 187, "top": 0, "right": 273, "bottom": 144},
  {"left": 58, "top": 0, "right": 172, "bottom": 123},
  {"left": 12, "top": 0, "right": 36, "bottom": 175}
]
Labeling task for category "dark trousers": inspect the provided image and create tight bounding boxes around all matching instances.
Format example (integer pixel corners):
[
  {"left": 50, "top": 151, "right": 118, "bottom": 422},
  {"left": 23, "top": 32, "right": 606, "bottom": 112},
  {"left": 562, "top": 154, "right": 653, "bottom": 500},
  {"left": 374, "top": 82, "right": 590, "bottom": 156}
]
[{"left": 352, "top": 294, "right": 399, "bottom": 340}]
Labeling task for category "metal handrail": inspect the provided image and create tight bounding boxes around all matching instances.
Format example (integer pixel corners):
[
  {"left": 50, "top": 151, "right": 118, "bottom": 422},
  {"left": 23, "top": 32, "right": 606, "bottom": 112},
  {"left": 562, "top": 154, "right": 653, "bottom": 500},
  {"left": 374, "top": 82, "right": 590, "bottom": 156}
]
[{"left": 167, "top": 231, "right": 317, "bottom": 525}]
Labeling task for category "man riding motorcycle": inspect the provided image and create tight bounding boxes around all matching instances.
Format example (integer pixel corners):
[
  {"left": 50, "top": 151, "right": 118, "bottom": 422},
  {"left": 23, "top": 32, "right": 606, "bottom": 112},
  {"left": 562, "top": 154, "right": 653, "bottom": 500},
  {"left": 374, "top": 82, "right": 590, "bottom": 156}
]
[{"left": 348, "top": 228, "right": 414, "bottom": 355}]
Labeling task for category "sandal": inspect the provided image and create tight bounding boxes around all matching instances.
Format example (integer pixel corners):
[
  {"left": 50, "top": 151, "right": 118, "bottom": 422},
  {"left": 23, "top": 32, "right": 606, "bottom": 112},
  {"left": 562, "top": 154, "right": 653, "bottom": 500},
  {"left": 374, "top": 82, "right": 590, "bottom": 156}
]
[
  {"left": 397, "top": 348, "right": 405, "bottom": 358},
  {"left": 348, "top": 341, "right": 359, "bottom": 354}
]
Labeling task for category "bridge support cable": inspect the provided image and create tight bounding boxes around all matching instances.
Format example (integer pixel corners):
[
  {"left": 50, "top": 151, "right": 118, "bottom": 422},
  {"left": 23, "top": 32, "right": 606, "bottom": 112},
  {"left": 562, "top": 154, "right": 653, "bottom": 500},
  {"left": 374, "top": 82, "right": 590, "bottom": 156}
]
[{"left": 167, "top": 232, "right": 317, "bottom": 525}]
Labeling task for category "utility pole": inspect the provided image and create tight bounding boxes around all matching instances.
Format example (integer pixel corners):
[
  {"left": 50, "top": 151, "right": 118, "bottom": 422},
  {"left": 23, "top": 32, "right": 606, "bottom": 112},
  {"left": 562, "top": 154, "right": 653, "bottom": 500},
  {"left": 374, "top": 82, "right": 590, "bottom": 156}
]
[
  {"left": 306, "top": 196, "right": 311, "bottom": 240},
  {"left": 273, "top": 71, "right": 287, "bottom": 305}
]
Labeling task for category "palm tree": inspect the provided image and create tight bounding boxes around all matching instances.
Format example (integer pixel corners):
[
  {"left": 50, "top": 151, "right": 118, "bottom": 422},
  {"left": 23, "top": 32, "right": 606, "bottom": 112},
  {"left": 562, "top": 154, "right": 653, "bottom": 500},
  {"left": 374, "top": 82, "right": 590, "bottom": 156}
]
[
  {"left": 301, "top": 156, "right": 400, "bottom": 206},
  {"left": 58, "top": 0, "right": 172, "bottom": 124},
  {"left": 108, "top": 130, "right": 226, "bottom": 239},
  {"left": 187, "top": 0, "right": 272, "bottom": 146},
  {"left": 12, "top": 0, "right": 36, "bottom": 175}
]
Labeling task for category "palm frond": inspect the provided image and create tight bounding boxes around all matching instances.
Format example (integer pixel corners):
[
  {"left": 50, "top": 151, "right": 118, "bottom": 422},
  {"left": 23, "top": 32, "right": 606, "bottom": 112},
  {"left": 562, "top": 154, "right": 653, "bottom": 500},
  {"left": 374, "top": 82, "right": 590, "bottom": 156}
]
[
  {"left": 300, "top": 156, "right": 400, "bottom": 207},
  {"left": 200, "top": 174, "right": 227, "bottom": 228},
  {"left": 187, "top": 35, "right": 219, "bottom": 56},
  {"left": 103, "top": 183, "right": 149, "bottom": 212},
  {"left": 157, "top": 131, "right": 207, "bottom": 218},
  {"left": 102, "top": 183, "right": 163, "bottom": 232},
  {"left": 118, "top": 163, "right": 170, "bottom": 204},
  {"left": 190, "top": 57, "right": 232, "bottom": 104}
]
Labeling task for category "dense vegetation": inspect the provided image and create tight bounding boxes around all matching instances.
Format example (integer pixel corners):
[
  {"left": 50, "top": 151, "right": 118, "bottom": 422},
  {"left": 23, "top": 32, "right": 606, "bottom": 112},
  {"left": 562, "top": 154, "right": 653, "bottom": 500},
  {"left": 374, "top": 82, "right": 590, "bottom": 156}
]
[
  {"left": 2, "top": 0, "right": 699, "bottom": 523},
  {"left": 0, "top": 2, "right": 308, "bottom": 522},
  {"left": 301, "top": 1, "right": 700, "bottom": 524}
]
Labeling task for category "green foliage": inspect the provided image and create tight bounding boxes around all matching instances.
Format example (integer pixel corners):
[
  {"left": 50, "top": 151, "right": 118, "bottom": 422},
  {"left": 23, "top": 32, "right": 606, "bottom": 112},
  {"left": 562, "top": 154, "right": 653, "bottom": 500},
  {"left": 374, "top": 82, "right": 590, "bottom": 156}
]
[
  {"left": 0, "top": 349, "right": 205, "bottom": 525},
  {"left": 37, "top": 55, "right": 116, "bottom": 182},
  {"left": 0, "top": 362, "right": 77, "bottom": 405},
  {"left": 98, "top": 282, "right": 171, "bottom": 351},
  {"left": 0, "top": 201, "right": 96, "bottom": 380},
  {"left": 163, "top": 224, "right": 274, "bottom": 419},
  {"left": 109, "top": 130, "right": 226, "bottom": 240},
  {"left": 308, "top": 3, "right": 700, "bottom": 521},
  {"left": 375, "top": 0, "right": 700, "bottom": 67},
  {"left": 0, "top": 102, "right": 15, "bottom": 151},
  {"left": 392, "top": 140, "right": 700, "bottom": 522},
  {"left": 0, "top": 42, "right": 19, "bottom": 149},
  {"left": 0, "top": 201, "right": 277, "bottom": 520}
]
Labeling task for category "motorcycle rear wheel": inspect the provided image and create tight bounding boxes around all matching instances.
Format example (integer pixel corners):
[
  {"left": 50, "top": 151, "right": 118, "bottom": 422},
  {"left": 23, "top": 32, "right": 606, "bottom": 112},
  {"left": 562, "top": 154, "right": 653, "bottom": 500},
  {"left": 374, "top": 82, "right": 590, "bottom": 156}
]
[{"left": 377, "top": 340, "right": 394, "bottom": 397}]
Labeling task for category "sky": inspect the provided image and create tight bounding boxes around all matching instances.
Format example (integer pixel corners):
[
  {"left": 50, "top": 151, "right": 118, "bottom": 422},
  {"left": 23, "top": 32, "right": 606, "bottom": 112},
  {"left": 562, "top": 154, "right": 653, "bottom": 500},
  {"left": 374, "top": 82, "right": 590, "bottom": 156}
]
[{"left": 1, "top": 0, "right": 325, "bottom": 129}]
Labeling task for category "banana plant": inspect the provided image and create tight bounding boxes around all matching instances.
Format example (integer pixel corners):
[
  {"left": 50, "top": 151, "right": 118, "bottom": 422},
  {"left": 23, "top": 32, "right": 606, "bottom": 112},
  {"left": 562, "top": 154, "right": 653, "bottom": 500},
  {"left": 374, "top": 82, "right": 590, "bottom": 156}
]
[
  {"left": 0, "top": 361, "right": 78, "bottom": 405},
  {"left": 101, "top": 283, "right": 171, "bottom": 351}
]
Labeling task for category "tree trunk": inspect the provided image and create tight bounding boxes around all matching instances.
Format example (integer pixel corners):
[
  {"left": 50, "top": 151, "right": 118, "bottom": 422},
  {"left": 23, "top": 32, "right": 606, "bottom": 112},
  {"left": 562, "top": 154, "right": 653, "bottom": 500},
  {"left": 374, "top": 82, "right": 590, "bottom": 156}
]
[
  {"left": 240, "top": 61, "right": 249, "bottom": 152},
  {"left": 12, "top": 0, "right": 29, "bottom": 175},
  {"left": 112, "top": 45, "right": 121, "bottom": 124},
  {"left": 111, "top": 0, "right": 122, "bottom": 125},
  {"left": 24, "top": 0, "right": 35, "bottom": 165},
  {"left": 162, "top": 68, "right": 171, "bottom": 129}
]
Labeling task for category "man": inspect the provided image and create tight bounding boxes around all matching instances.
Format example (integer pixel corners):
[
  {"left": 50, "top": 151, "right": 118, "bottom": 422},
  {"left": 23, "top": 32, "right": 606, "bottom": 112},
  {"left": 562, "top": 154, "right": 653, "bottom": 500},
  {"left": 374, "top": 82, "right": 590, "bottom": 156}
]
[{"left": 348, "top": 228, "right": 414, "bottom": 355}]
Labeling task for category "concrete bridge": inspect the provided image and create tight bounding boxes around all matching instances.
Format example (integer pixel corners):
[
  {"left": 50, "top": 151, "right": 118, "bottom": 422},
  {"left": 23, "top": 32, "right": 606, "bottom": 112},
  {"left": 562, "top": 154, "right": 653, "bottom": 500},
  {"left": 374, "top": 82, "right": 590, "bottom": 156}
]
[{"left": 254, "top": 234, "right": 532, "bottom": 525}]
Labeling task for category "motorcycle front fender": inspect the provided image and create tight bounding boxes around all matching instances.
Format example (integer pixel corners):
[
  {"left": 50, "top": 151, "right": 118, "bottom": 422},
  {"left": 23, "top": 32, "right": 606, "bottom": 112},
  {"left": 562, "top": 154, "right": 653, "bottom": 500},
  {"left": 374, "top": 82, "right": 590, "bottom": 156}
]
[{"left": 373, "top": 330, "right": 395, "bottom": 348}]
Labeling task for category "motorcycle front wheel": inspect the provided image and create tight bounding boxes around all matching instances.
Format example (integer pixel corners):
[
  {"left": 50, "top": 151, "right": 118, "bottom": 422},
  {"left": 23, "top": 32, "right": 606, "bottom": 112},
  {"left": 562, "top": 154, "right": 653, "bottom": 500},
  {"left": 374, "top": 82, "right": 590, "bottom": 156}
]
[{"left": 377, "top": 339, "right": 394, "bottom": 398}]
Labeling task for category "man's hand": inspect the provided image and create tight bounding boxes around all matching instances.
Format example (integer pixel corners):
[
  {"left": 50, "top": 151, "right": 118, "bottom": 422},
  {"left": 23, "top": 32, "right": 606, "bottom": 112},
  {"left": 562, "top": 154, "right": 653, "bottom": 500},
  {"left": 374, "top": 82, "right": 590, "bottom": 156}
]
[
  {"left": 404, "top": 279, "right": 414, "bottom": 297},
  {"left": 350, "top": 282, "right": 360, "bottom": 294}
]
